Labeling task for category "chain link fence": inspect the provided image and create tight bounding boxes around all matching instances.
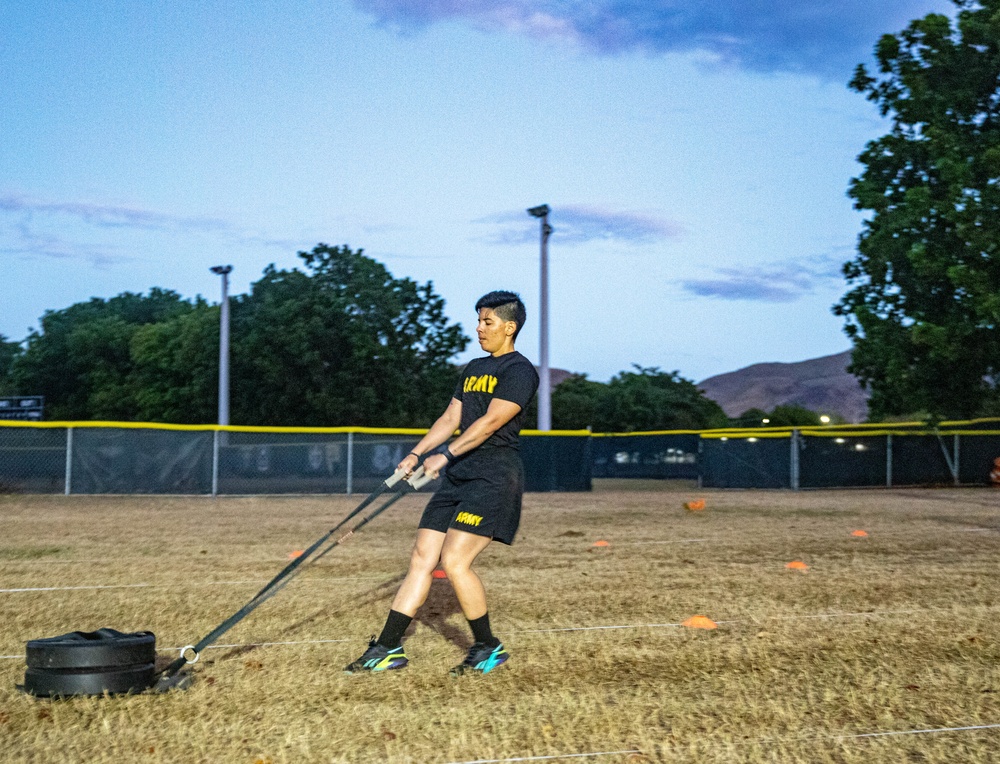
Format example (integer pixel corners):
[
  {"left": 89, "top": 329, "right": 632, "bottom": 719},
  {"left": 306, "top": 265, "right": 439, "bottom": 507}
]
[
  {"left": 591, "top": 432, "right": 700, "bottom": 480},
  {"left": 0, "top": 423, "right": 592, "bottom": 494},
  {"left": 2, "top": 420, "right": 998, "bottom": 494},
  {"left": 698, "top": 421, "right": 1000, "bottom": 489}
]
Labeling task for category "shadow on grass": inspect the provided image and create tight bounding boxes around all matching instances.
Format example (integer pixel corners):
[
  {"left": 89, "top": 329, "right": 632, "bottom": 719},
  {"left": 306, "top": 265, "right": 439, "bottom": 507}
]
[
  {"left": 204, "top": 573, "right": 407, "bottom": 665},
  {"left": 410, "top": 576, "right": 468, "bottom": 649},
  {"left": 194, "top": 570, "right": 469, "bottom": 671}
]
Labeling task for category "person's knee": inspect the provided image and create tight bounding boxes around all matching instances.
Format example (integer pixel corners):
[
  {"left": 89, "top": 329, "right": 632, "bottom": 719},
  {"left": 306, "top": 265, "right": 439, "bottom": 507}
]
[
  {"left": 409, "top": 539, "right": 439, "bottom": 573},
  {"left": 440, "top": 546, "right": 472, "bottom": 576}
]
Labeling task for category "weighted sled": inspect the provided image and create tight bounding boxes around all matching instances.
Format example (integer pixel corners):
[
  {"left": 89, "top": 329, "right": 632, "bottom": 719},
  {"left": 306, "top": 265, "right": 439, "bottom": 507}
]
[
  {"left": 24, "top": 663, "right": 156, "bottom": 697},
  {"left": 27, "top": 629, "right": 155, "bottom": 669},
  {"left": 22, "top": 629, "right": 157, "bottom": 697}
]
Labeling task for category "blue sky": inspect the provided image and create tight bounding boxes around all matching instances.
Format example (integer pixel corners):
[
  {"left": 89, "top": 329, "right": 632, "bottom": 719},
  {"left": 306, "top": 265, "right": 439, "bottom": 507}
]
[{"left": 1, "top": 0, "right": 950, "bottom": 383}]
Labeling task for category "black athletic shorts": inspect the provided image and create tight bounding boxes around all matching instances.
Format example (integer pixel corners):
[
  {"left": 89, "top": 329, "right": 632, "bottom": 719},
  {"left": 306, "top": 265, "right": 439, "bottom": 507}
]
[{"left": 418, "top": 447, "right": 525, "bottom": 545}]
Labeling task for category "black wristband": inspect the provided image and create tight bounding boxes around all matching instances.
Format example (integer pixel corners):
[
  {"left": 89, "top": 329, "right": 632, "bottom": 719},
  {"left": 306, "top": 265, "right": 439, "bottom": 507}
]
[
  {"left": 408, "top": 451, "right": 421, "bottom": 459},
  {"left": 442, "top": 448, "right": 456, "bottom": 463}
]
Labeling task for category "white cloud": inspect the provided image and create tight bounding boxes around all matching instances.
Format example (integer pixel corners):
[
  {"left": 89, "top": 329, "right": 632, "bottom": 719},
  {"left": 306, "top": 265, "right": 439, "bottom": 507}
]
[{"left": 355, "top": 0, "right": 951, "bottom": 78}]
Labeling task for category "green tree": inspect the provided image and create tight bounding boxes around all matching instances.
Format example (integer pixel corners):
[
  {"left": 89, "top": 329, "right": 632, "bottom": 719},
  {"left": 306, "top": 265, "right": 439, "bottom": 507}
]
[
  {"left": 733, "top": 408, "right": 771, "bottom": 428},
  {"left": 231, "top": 244, "right": 468, "bottom": 426},
  {"left": 550, "top": 374, "right": 606, "bottom": 429},
  {"left": 767, "top": 404, "right": 822, "bottom": 427},
  {"left": 835, "top": 0, "right": 1000, "bottom": 419},
  {"left": 8, "top": 290, "right": 194, "bottom": 419},
  {"left": 559, "top": 366, "right": 727, "bottom": 432},
  {"left": 7, "top": 247, "right": 467, "bottom": 425},
  {"left": 0, "top": 335, "right": 22, "bottom": 395},
  {"left": 130, "top": 300, "right": 220, "bottom": 423}
]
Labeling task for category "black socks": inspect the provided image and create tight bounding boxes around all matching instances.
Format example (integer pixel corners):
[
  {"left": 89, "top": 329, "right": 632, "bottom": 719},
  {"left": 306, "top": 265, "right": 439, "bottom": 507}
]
[
  {"left": 378, "top": 610, "right": 500, "bottom": 649},
  {"left": 468, "top": 613, "right": 500, "bottom": 648},
  {"left": 377, "top": 609, "right": 412, "bottom": 648}
]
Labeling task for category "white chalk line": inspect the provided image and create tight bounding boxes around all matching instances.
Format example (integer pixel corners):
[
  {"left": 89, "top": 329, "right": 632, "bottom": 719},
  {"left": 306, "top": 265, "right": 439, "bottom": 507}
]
[
  {"left": 763, "top": 608, "right": 927, "bottom": 622},
  {"left": 0, "top": 583, "right": 155, "bottom": 593},
  {"left": 621, "top": 538, "right": 709, "bottom": 545},
  {"left": 0, "top": 559, "right": 129, "bottom": 565},
  {"left": 513, "top": 622, "right": 682, "bottom": 634},
  {"left": 510, "top": 607, "right": 936, "bottom": 635},
  {"left": 0, "top": 575, "right": 388, "bottom": 594},
  {"left": 833, "top": 722, "right": 1000, "bottom": 740},
  {"left": 166, "top": 637, "right": 353, "bottom": 653},
  {"left": 443, "top": 723, "right": 1000, "bottom": 764},
  {"left": 3, "top": 555, "right": 395, "bottom": 566},
  {"left": 550, "top": 526, "right": 997, "bottom": 549},
  {"left": 444, "top": 750, "right": 641, "bottom": 764}
]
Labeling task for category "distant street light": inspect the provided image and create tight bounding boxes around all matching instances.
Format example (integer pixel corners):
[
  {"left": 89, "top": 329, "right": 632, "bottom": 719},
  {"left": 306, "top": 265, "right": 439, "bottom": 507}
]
[
  {"left": 820, "top": 415, "right": 831, "bottom": 424},
  {"left": 527, "top": 204, "right": 552, "bottom": 431},
  {"left": 210, "top": 265, "right": 233, "bottom": 427}
]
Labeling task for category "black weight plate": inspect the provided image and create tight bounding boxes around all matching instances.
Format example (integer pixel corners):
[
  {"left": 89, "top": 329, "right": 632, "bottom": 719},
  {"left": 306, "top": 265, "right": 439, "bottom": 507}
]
[
  {"left": 23, "top": 662, "right": 156, "bottom": 697},
  {"left": 26, "top": 629, "right": 155, "bottom": 670}
]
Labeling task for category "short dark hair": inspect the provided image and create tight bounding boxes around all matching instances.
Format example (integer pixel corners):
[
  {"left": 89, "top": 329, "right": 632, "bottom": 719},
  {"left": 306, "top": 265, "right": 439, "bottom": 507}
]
[{"left": 475, "top": 290, "right": 527, "bottom": 341}]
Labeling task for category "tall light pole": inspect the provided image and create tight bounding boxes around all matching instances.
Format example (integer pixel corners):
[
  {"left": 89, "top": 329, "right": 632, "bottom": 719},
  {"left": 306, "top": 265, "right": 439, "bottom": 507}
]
[
  {"left": 527, "top": 204, "right": 552, "bottom": 431},
  {"left": 210, "top": 265, "right": 233, "bottom": 427}
]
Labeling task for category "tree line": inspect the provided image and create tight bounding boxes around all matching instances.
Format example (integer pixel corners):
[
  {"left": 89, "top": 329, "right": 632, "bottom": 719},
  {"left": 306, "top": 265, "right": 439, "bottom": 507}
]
[{"left": 0, "top": 244, "right": 729, "bottom": 431}]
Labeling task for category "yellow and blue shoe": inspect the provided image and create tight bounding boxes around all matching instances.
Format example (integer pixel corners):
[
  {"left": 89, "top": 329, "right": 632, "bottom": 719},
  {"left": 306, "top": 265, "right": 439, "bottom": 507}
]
[
  {"left": 450, "top": 642, "right": 509, "bottom": 676},
  {"left": 344, "top": 638, "right": 408, "bottom": 673}
]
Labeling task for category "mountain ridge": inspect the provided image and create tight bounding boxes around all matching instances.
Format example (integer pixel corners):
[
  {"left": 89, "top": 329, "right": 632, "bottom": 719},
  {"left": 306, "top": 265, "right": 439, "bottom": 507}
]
[{"left": 696, "top": 350, "right": 868, "bottom": 423}]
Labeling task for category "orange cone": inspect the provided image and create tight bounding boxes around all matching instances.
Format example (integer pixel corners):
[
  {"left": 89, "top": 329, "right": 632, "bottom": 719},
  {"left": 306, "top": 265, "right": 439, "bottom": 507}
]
[
  {"left": 684, "top": 499, "right": 706, "bottom": 511},
  {"left": 287, "top": 550, "right": 304, "bottom": 559},
  {"left": 592, "top": 540, "right": 610, "bottom": 548},
  {"left": 851, "top": 530, "right": 869, "bottom": 537},
  {"left": 785, "top": 560, "right": 809, "bottom": 571},
  {"left": 681, "top": 615, "right": 718, "bottom": 630}
]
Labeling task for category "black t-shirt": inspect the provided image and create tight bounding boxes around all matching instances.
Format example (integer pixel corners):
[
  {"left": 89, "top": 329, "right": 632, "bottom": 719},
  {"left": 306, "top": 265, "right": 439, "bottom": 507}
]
[{"left": 453, "top": 351, "right": 539, "bottom": 451}]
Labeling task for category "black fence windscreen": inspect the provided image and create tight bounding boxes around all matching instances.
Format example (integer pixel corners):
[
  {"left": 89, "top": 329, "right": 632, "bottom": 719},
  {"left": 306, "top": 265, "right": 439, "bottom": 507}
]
[
  {"left": 0, "top": 426, "right": 592, "bottom": 494},
  {"left": 0, "top": 427, "right": 65, "bottom": 493},
  {"left": 522, "top": 436, "right": 592, "bottom": 491},
  {"left": 890, "top": 435, "right": 958, "bottom": 487},
  {"left": 218, "top": 432, "right": 419, "bottom": 495},
  {"left": 798, "top": 435, "right": 887, "bottom": 489},
  {"left": 3, "top": 423, "right": 999, "bottom": 494},
  {"left": 958, "top": 434, "right": 1000, "bottom": 485},
  {"left": 71, "top": 428, "right": 213, "bottom": 494},
  {"left": 219, "top": 433, "right": 591, "bottom": 494},
  {"left": 699, "top": 437, "right": 791, "bottom": 489},
  {"left": 591, "top": 434, "right": 699, "bottom": 480}
]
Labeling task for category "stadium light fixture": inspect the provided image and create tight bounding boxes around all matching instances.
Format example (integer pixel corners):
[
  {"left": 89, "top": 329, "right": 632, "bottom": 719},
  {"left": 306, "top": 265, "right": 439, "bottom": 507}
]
[
  {"left": 211, "top": 265, "right": 233, "bottom": 427},
  {"left": 527, "top": 205, "right": 553, "bottom": 431},
  {"left": 820, "top": 415, "right": 831, "bottom": 424}
]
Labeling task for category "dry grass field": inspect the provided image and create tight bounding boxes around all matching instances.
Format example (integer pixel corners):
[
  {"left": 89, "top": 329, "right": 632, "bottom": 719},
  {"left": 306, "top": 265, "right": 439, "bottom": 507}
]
[{"left": 1, "top": 483, "right": 999, "bottom": 763}]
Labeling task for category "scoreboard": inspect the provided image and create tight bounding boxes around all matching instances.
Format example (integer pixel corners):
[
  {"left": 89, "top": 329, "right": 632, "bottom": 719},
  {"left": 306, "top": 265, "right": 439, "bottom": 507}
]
[{"left": 0, "top": 396, "right": 44, "bottom": 421}]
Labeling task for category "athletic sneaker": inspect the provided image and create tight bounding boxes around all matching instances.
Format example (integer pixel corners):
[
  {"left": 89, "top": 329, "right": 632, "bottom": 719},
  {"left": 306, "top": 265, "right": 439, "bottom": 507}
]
[
  {"left": 344, "top": 638, "right": 408, "bottom": 673},
  {"left": 450, "top": 642, "right": 509, "bottom": 676}
]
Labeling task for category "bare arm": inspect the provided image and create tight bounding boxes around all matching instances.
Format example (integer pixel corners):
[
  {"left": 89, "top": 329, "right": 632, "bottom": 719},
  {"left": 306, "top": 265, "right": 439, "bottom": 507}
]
[
  {"left": 397, "top": 397, "right": 462, "bottom": 473},
  {"left": 447, "top": 398, "right": 522, "bottom": 456},
  {"left": 421, "top": 398, "right": 523, "bottom": 478}
]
